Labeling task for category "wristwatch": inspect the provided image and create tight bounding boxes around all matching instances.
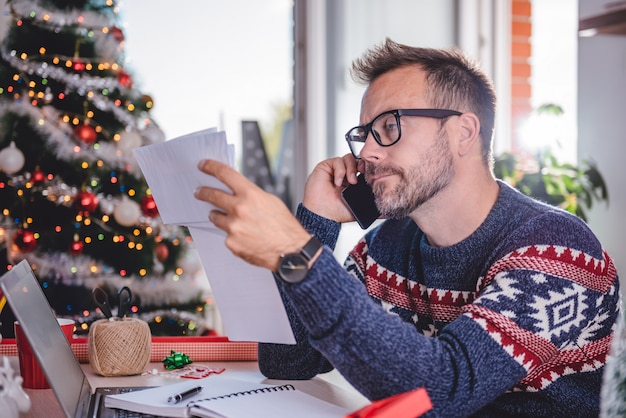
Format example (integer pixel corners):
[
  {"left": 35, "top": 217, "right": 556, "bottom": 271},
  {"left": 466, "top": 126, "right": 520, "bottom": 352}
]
[{"left": 276, "top": 236, "right": 322, "bottom": 284}]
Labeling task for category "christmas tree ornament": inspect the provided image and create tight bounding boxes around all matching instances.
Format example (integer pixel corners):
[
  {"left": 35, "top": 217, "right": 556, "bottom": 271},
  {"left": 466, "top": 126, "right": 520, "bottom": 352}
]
[
  {"left": 140, "top": 95, "right": 154, "bottom": 111},
  {"left": 109, "top": 26, "right": 125, "bottom": 42},
  {"left": 179, "top": 248, "right": 203, "bottom": 276},
  {"left": 69, "top": 240, "right": 84, "bottom": 256},
  {"left": 31, "top": 169, "right": 46, "bottom": 184},
  {"left": 72, "top": 59, "right": 86, "bottom": 72},
  {"left": 13, "top": 229, "right": 37, "bottom": 253},
  {"left": 0, "top": 142, "right": 25, "bottom": 175},
  {"left": 141, "top": 124, "right": 166, "bottom": 144},
  {"left": 73, "top": 124, "right": 97, "bottom": 145},
  {"left": 117, "top": 130, "right": 142, "bottom": 151},
  {"left": 74, "top": 190, "right": 99, "bottom": 213},
  {"left": 117, "top": 71, "right": 133, "bottom": 89},
  {"left": 155, "top": 243, "right": 169, "bottom": 262},
  {"left": 113, "top": 197, "right": 141, "bottom": 227},
  {"left": 140, "top": 195, "right": 159, "bottom": 217}
]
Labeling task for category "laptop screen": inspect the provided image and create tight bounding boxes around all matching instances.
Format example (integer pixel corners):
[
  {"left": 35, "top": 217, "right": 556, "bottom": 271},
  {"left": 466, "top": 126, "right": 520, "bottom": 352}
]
[{"left": 0, "top": 260, "right": 92, "bottom": 418}]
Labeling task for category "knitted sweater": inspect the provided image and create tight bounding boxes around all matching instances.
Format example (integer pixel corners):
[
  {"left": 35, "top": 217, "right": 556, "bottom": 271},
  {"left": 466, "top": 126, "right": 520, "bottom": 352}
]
[{"left": 258, "top": 181, "right": 620, "bottom": 417}]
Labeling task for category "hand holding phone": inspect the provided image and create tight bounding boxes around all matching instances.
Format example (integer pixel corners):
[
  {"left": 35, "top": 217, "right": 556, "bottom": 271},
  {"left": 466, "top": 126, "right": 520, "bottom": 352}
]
[{"left": 341, "top": 173, "right": 381, "bottom": 229}]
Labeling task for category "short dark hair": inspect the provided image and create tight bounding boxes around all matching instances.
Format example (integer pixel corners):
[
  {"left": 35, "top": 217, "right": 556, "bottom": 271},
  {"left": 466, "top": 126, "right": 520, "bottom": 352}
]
[{"left": 350, "top": 38, "right": 496, "bottom": 163}]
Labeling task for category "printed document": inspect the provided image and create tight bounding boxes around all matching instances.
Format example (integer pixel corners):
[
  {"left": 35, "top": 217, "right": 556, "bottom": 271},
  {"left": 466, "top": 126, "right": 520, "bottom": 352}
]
[{"left": 133, "top": 128, "right": 295, "bottom": 344}]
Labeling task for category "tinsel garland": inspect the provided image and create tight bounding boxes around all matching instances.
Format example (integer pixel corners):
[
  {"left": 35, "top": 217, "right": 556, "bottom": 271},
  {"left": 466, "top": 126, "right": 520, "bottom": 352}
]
[
  {"left": 4, "top": 251, "right": 209, "bottom": 306},
  {"left": 10, "top": 0, "right": 116, "bottom": 31},
  {"left": 0, "top": 47, "right": 148, "bottom": 128},
  {"left": 0, "top": 101, "right": 146, "bottom": 176}
]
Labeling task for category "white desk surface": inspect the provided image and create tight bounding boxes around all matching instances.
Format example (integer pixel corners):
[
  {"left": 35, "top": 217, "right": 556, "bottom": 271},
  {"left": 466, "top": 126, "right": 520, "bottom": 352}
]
[{"left": 10, "top": 358, "right": 370, "bottom": 417}]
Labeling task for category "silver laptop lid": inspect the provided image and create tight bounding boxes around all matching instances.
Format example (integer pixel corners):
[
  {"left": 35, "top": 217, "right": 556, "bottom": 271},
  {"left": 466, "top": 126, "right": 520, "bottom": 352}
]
[{"left": 0, "top": 260, "right": 92, "bottom": 418}]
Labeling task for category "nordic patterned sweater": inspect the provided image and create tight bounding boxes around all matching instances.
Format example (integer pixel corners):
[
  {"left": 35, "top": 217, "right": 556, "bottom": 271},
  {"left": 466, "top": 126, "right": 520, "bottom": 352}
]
[{"left": 258, "top": 180, "right": 620, "bottom": 417}]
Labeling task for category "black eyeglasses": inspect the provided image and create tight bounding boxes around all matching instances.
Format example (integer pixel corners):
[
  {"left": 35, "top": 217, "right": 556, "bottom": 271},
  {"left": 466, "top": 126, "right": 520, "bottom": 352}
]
[{"left": 345, "top": 108, "right": 462, "bottom": 158}]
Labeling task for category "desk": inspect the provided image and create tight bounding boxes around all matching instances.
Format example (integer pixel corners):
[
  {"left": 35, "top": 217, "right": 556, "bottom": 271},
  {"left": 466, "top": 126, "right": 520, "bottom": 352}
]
[{"left": 10, "top": 358, "right": 369, "bottom": 417}]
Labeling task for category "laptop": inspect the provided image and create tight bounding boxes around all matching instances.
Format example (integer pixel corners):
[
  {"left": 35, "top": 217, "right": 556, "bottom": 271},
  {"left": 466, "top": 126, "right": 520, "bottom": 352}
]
[{"left": 0, "top": 260, "right": 152, "bottom": 418}]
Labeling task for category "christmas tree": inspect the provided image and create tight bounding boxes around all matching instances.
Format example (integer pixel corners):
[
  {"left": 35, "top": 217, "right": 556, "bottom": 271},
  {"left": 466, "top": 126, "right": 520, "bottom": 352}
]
[{"left": 0, "top": 0, "right": 212, "bottom": 337}]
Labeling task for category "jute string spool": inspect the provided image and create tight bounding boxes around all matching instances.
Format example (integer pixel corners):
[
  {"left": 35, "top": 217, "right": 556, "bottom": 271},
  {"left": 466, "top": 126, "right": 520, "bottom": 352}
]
[{"left": 88, "top": 317, "right": 151, "bottom": 376}]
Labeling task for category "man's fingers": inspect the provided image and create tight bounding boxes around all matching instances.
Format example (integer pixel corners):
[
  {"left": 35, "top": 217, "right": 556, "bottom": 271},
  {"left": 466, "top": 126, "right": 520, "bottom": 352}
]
[
  {"left": 194, "top": 185, "right": 233, "bottom": 212},
  {"left": 208, "top": 209, "right": 228, "bottom": 229}
]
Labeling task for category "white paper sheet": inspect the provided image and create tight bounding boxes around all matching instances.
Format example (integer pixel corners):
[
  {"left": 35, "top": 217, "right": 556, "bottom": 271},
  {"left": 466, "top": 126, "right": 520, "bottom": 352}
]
[
  {"left": 133, "top": 129, "right": 295, "bottom": 344},
  {"left": 133, "top": 128, "right": 234, "bottom": 225},
  {"left": 188, "top": 226, "right": 295, "bottom": 343}
]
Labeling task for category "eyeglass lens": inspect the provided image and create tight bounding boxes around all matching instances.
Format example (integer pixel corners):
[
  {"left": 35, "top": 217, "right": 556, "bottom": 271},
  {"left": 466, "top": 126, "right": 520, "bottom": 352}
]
[{"left": 346, "top": 111, "right": 400, "bottom": 158}]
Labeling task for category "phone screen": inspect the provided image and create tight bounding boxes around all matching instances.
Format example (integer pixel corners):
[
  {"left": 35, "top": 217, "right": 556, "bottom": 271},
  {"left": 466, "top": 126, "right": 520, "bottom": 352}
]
[{"left": 341, "top": 173, "right": 380, "bottom": 229}]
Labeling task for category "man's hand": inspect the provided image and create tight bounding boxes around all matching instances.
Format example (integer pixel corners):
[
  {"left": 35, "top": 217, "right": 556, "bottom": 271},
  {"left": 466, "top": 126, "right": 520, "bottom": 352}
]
[
  {"left": 302, "top": 153, "right": 361, "bottom": 223},
  {"left": 194, "top": 159, "right": 311, "bottom": 272}
]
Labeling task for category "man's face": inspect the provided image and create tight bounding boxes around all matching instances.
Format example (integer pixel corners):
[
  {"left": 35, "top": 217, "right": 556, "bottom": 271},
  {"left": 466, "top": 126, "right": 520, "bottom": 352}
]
[{"left": 358, "top": 66, "right": 455, "bottom": 218}]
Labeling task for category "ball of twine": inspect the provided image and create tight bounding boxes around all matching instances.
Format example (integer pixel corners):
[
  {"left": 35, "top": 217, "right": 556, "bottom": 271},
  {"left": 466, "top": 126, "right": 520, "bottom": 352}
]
[{"left": 88, "top": 318, "right": 151, "bottom": 376}]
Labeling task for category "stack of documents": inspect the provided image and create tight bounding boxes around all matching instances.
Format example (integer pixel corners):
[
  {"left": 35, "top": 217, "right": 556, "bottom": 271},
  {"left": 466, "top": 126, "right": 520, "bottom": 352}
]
[{"left": 133, "top": 128, "right": 295, "bottom": 344}]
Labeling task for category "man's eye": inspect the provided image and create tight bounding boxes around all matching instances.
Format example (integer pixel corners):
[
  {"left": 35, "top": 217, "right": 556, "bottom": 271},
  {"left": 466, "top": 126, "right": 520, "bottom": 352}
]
[{"left": 384, "top": 121, "right": 397, "bottom": 131}]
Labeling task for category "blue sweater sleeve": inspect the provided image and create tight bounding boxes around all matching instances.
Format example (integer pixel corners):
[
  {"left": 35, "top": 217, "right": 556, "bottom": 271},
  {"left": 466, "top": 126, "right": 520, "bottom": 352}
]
[{"left": 258, "top": 205, "right": 340, "bottom": 379}]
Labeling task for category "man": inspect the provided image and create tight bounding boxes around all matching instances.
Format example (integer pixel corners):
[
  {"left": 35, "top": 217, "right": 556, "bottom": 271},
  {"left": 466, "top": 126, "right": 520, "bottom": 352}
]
[{"left": 194, "top": 39, "right": 620, "bottom": 416}]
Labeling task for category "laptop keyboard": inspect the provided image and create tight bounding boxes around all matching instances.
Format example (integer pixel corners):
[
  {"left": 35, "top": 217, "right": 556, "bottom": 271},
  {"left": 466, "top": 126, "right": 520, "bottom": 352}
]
[
  {"left": 95, "top": 387, "right": 158, "bottom": 418},
  {"left": 116, "top": 410, "right": 144, "bottom": 418},
  {"left": 114, "top": 388, "right": 147, "bottom": 418}
]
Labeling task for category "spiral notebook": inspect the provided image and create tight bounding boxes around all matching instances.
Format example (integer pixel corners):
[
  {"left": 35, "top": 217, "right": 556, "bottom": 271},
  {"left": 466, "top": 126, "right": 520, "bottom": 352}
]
[{"left": 105, "top": 375, "right": 351, "bottom": 418}]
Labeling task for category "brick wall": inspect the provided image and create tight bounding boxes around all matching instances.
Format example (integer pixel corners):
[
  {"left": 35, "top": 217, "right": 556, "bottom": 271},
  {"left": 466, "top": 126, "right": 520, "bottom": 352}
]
[{"left": 511, "top": 0, "right": 533, "bottom": 150}]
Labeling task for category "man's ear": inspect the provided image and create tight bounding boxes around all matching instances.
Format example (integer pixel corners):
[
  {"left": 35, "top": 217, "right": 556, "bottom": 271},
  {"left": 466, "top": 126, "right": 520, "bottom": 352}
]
[{"left": 456, "top": 112, "right": 480, "bottom": 157}]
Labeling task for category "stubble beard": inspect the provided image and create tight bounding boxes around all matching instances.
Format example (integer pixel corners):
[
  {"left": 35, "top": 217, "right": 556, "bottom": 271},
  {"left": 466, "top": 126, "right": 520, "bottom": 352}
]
[{"left": 368, "top": 131, "right": 455, "bottom": 219}]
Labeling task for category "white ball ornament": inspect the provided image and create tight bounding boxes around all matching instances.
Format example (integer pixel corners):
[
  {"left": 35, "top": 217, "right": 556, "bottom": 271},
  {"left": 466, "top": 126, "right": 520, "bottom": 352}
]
[
  {"left": 141, "top": 124, "right": 165, "bottom": 144},
  {"left": 0, "top": 142, "right": 25, "bottom": 175},
  {"left": 113, "top": 198, "right": 141, "bottom": 227},
  {"left": 118, "top": 130, "right": 143, "bottom": 151},
  {"left": 179, "top": 247, "right": 203, "bottom": 276}
]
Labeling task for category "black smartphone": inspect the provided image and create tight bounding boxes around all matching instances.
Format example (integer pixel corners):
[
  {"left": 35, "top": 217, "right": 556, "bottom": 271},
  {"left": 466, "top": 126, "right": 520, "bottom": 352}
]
[{"left": 341, "top": 173, "right": 381, "bottom": 229}]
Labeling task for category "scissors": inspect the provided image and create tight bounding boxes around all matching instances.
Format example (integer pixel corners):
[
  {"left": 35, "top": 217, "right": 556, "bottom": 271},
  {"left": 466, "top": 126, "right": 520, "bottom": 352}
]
[{"left": 92, "top": 286, "right": 133, "bottom": 319}]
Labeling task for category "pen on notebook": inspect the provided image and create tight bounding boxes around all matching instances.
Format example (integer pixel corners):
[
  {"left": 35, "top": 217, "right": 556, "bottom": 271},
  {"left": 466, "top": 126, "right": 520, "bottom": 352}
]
[{"left": 167, "top": 386, "right": 203, "bottom": 404}]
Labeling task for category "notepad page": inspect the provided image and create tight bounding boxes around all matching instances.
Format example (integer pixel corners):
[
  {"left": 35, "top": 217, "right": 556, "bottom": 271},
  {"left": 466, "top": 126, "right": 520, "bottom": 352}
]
[
  {"left": 105, "top": 376, "right": 350, "bottom": 418},
  {"left": 188, "top": 383, "right": 351, "bottom": 418}
]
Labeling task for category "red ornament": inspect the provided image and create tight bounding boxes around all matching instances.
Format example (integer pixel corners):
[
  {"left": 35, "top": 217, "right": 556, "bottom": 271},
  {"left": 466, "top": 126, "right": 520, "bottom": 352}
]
[
  {"left": 74, "top": 191, "right": 99, "bottom": 213},
  {"left": 73, "top": 124, "right": 97, "bottom": 144},
  {"left": 140, "top": 195, "right": 159, "bottom": 217},
  {"left": 118, "top": 71, "right": 133, "bottom": 89},
  {"left": 109, "top": 26, "right": 125, "bottom": 42},
  {"left": 72, "top": 59, "right": 86, "bottom": 72},
  {"left": 13, "top": 229, "right": 37, "bottom": 253},
  {"left": 155, "top": 243, "right": 169, "bottom": 262},
  {"left": 31, "top": 169, "right": 46, "bottom": 184},
  {"left": 70, "top": 240, "right": 84, "bottom": 256}
]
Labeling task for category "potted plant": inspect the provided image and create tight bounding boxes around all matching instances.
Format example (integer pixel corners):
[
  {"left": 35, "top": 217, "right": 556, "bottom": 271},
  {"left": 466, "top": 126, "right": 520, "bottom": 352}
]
[{"left": 493, "top": 104, "right": 609, "bottom": 222}]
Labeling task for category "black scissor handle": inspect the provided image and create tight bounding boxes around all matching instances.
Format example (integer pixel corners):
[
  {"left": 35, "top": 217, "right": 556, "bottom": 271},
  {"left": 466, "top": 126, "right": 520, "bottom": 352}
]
[
  {"left": 92, "top": 288, "right": 113, "bottom": 319},
  {"left": 117, "top": 286, "right": 132, "bottom": 318}
]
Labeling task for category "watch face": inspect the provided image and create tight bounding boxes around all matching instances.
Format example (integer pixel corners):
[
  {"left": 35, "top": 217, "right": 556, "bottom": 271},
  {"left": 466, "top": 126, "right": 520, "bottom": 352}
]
[{"left": 278, "top": 253, "right": 309, "bottom": 284}]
